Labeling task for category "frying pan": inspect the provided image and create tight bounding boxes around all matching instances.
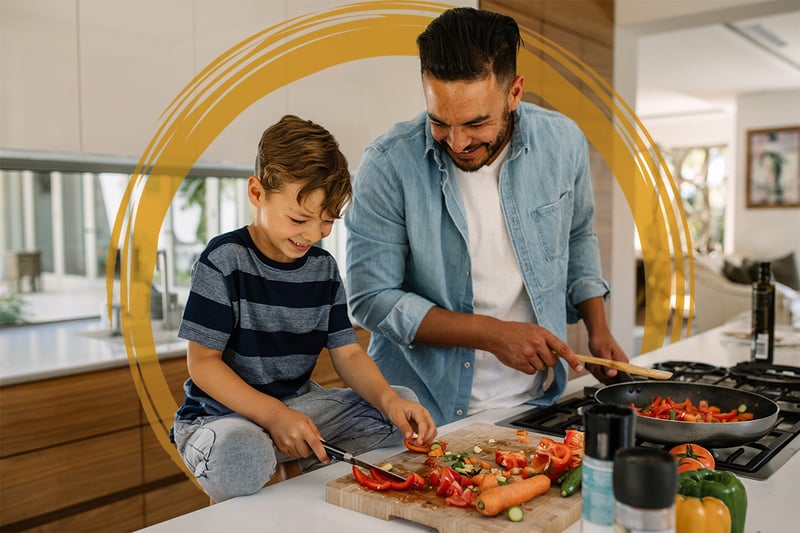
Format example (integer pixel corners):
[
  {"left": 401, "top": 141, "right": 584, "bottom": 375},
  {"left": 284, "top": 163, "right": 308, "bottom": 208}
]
[{"left": 594, "top": 381, "right": 779, "bottom": 447}]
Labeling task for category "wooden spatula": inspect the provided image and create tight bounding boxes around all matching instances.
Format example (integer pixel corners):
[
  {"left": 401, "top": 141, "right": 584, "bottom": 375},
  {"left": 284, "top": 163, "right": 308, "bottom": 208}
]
[{"left": 560, "top": 352, "right": 673, "bottom": 380}]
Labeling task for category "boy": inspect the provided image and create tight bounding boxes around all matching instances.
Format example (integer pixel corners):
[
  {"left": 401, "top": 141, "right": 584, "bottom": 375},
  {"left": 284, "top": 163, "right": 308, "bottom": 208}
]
[{"left": 172, "top": 115, "right": 436, "bottom": 503}]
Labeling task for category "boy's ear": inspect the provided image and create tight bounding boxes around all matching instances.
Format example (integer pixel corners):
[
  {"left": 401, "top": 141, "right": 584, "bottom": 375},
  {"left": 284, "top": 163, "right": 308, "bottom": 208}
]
[{"left": 247, "top": 175, "right": 263, "bottom": 204}]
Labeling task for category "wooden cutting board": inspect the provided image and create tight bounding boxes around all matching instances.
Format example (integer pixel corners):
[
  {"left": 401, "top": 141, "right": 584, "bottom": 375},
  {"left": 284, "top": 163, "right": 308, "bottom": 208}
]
[{"left": 326, "top": 422, "right": 582, "bottom": 532}]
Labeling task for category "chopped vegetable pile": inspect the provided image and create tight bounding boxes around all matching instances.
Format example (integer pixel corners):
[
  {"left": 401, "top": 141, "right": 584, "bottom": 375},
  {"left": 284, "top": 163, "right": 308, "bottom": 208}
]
[
  {"left": 632, "top": 396, "right": 754, "bottom": 423},
  {"left": 352, "top": 428, "right": 586, "bottom": 522}
]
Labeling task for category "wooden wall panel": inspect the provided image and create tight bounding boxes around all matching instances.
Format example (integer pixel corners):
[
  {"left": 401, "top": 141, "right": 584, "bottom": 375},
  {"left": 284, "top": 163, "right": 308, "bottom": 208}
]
[{"left": 483, "top": 0, "right": 613, "bottom": 47}]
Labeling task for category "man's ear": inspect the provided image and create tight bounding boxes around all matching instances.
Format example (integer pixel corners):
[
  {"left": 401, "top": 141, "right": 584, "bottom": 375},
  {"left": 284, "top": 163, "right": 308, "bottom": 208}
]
[{"left": 508, "top": 75, "right": 525, "bottom": 111}]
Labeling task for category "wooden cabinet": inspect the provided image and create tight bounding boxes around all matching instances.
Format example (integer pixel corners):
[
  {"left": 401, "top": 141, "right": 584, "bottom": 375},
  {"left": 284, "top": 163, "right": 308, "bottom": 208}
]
[{"left": 0, "top": 327, "right": 371, "bottom": 530}]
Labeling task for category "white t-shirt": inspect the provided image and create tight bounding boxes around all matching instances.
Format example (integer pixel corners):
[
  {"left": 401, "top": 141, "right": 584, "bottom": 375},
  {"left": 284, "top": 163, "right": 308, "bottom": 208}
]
[{"left": 455, "top": 145, "right": 540, "bottom": 414}]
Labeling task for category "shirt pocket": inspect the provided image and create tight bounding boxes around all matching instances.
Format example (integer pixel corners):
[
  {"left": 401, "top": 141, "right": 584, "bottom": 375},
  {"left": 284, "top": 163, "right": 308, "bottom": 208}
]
[{"left": 531, "top": 191, "right": 572, "bottom": 262}]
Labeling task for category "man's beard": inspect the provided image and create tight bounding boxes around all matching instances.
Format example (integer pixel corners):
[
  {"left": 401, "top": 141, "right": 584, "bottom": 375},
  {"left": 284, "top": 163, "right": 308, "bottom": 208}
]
[{"left": 442, "top": 111, "right": 513, "bottom": 172}]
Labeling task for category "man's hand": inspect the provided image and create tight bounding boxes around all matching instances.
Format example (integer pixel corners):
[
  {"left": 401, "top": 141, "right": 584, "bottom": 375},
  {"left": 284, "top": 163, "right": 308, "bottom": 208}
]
[
  {"left": 586, "top": 331, "right": 629, "bottom": 384},
  {"left": 486, "top": 321, "right": 585, "bottom": 375}
]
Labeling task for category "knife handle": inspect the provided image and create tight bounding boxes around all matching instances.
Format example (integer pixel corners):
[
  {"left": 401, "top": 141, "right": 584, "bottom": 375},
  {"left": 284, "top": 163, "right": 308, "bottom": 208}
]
[{"left": 321, "top": 442, "right": 347, "bottom": 462}]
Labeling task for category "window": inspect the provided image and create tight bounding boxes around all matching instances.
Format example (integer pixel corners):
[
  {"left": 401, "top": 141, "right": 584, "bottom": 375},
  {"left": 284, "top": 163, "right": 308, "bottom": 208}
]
[{"left": 0, "top": 151, "right": 258, "bottom": 324}]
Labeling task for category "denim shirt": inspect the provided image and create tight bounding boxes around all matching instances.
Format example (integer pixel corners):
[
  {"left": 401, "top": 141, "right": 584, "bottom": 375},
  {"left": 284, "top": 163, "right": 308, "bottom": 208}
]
[{"left": 345, "top": 102, "right": 610, "bottom": 425}]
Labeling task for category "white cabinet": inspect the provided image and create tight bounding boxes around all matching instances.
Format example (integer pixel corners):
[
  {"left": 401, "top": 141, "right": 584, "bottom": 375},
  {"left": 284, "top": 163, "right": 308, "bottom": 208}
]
[
  {"left": 78, "top": 0, "right": 195, "bottom": 156},
  {"left": 0, "top": 0, "right": 81, "bottom": 151}
]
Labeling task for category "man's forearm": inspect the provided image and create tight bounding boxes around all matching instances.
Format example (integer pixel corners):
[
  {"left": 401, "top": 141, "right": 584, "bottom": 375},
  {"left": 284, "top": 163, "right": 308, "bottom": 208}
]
[
  {"left": 576, "top": 296, "right": 611, "bottom": 336},
  {"left": 413, "top": 307, "right": 499, "bottom": 352}
]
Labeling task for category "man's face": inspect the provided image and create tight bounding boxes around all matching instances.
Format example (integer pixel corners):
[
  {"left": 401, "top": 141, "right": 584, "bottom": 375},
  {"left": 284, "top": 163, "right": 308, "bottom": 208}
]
[{"left": 422, "top": 73, "right": 524, "bottom": 172}]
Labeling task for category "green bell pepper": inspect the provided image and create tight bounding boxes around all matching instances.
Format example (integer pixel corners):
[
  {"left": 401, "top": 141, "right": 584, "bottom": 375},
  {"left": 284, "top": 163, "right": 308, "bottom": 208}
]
[{"left": 678, "top": 468, "right": 747, "bottom": 533}]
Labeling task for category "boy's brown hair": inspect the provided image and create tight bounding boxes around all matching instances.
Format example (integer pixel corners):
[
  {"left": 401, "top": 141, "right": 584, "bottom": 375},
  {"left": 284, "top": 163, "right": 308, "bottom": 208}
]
[{"left": 255, "top": 114, "right": 351, "bottom": 217}]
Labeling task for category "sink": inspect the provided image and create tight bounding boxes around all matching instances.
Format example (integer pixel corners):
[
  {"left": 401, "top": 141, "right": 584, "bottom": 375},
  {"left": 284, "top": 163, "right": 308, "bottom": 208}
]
[{"left": 78, "top": 320, "right": 183, "bottom": 346}]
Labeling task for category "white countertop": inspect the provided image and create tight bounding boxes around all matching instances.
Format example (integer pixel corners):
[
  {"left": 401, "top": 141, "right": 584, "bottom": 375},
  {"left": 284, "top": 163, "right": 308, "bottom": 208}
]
[
  {"left": 0, "top": 318, "right": 187, "bottom": 386},
  {"left": 136, "top": 326, "right": 800, "bottom": 533}
]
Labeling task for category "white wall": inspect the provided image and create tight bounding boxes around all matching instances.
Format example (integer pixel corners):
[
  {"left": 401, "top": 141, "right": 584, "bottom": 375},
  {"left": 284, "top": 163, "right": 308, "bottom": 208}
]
[
  {"left": 733, "top": 89, "right": 800, "bottom": 260},
  {"left": 0, "top": 0, "right": 475, "bottom": 169}
]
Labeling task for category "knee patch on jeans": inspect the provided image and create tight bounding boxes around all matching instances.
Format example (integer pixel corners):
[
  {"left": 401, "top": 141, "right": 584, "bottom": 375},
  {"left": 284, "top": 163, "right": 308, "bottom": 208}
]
[
  {"left": 182, "top": 427, "right": 216, "bottom": 478},
  {"left": 180, "top": 422, "right": 275, "bottom": 501}
]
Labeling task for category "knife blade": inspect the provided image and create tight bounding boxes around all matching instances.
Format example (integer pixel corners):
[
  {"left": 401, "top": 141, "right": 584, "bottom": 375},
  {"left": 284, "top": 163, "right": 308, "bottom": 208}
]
[{"left": 321, "top": 442, "right": 408, "bottom": 483}]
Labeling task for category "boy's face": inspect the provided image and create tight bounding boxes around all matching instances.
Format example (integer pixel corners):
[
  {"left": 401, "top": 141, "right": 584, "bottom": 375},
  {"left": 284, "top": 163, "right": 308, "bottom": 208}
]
[
  {"left": 422, "top": 72, "right": 524, "bottom": 172},
  {"left": 247, "top": 176, "right": 335, "bottom": 263}
]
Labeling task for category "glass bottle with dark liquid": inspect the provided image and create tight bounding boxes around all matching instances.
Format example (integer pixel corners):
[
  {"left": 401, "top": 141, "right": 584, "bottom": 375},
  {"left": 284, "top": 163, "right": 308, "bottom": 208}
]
[{"left": 751, "top": 261, "right": 775, "bottom": 363}]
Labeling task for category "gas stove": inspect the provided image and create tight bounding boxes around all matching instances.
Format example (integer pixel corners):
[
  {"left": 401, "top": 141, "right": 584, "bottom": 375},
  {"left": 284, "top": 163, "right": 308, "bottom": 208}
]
[{"left": 497, "top": 361, "right": 800, "bottom": 480}]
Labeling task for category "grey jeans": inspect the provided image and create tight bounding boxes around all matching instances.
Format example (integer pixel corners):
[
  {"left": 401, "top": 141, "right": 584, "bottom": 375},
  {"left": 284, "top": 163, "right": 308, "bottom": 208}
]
[{"left": 172, "top": 382, "right": 417, "bottom": 502}]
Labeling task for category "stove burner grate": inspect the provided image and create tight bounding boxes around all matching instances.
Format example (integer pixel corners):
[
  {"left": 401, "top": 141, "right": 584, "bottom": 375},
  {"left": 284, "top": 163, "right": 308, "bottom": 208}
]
[{"left": 729, "top": 362, "right": 800, "bottom": 390}]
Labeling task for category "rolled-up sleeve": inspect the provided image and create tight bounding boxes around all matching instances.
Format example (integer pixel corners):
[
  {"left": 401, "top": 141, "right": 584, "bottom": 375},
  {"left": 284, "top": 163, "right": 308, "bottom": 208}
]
[
  {"left": 345, "top": 145, "right": 436, "bottom": 345},
  {"left": 564, "top": 134, "right": 610, "bottom": 323}
]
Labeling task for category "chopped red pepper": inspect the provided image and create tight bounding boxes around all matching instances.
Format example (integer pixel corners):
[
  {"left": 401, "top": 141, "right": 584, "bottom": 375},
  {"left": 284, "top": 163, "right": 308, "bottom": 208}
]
[
  {"left": 352, "top": 465, "right": 391, "bottom": 491},
  {"left": 495, "top": 450, "right": 528, "bottom": 469}
]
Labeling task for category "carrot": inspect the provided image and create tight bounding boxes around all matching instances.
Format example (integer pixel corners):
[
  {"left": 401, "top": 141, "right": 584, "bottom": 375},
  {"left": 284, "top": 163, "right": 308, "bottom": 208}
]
[
  {"left": 477, "top": 473, "right": 500, "bottom": 494},
  {"left": 476, "top": 475, "right": 551, "bottom": 516}
]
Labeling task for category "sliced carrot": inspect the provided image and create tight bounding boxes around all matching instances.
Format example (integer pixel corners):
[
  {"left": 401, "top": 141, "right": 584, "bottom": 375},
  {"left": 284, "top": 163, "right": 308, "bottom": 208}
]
[
  {"left": 517, "top": 436, "right": 531, "bottom": 444},
  {"left": 476, "top": 475, "right": 551, "bottom": 516},
  {"left": 480, "top": 461, "right": 492, "bottom": 470}
]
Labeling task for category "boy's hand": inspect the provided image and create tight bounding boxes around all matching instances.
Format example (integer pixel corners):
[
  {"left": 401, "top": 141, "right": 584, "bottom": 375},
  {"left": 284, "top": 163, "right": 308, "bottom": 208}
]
[
  {"left": 263, "top": 405, "right": 328, "bottom": 464},
  {"left": 384, "top": 397, "right": 437, "bottom": 448}
]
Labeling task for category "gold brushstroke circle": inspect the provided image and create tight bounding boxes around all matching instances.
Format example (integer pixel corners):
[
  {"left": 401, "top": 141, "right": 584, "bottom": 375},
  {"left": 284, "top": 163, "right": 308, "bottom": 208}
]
[{"left": 108, "top": 1, "right": 690, "bottom": 475}]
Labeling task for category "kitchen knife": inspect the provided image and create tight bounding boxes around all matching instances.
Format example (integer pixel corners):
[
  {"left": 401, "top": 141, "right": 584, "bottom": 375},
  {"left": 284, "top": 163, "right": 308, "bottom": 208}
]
[{"left": 321, "top": 442, "right": 408, "bottom": 483}]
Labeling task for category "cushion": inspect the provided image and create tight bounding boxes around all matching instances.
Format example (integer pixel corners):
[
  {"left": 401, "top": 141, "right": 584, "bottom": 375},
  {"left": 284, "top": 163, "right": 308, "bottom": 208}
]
[
  {"left": 771, "top": 252, "right": 800, "bottom": 290},
  {"left": 722, "top": 260, "right": 756, "bottom": 284},
  {"left": 721, "top": 252, "right": 800, "bottom": 290}
]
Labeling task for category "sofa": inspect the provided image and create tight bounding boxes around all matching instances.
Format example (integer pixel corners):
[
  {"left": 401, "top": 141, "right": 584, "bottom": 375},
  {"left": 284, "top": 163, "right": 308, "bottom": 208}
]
[{"left": 692, "top": 252, "right": 800, "bottom": 332}]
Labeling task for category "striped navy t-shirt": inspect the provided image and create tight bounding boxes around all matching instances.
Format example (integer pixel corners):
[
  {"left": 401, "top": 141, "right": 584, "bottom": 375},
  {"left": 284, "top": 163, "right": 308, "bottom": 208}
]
[{"left": 175, "top": 226, "right": 358, "bottom": 422}]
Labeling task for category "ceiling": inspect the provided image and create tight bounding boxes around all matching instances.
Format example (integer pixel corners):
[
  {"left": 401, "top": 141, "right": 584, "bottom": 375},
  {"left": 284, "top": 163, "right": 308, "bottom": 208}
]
[{"left": 635, "top": 10, "right": 800, "bottom": 119}]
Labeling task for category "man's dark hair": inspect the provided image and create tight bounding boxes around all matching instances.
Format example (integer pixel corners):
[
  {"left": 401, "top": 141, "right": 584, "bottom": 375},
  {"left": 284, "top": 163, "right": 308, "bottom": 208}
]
[{"left": 417, "top": 7, "right": 521, "bottom": 88}]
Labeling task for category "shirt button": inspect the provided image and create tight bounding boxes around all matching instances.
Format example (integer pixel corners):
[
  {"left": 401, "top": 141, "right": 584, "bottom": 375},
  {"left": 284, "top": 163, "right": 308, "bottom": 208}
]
[
  {"left": 466, "top": 270, "right": 470, "bottom": 277},
  {"left": 456, "top": 409, "right": 464, "bottom": 416},
  {"left": 464, "top": 362, "right": 471, "bottom": 369}
]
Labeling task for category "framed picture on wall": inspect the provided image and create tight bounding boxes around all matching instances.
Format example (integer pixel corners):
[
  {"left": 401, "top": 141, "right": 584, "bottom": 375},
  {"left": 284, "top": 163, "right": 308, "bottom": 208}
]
[{"left": 746, "top": 126, "right": 800, "bottom": 208}]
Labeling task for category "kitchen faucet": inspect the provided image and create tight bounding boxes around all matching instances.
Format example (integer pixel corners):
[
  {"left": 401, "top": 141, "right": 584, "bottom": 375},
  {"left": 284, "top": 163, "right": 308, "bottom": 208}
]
[{"left": 156, "top": 249, "right": 178, "bottom": 330}]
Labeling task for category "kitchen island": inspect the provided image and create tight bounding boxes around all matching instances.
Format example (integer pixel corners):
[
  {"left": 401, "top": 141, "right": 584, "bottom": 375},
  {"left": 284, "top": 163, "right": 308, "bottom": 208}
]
[{"left": 136, "top": 325, "right": 800, "bottom": 533}]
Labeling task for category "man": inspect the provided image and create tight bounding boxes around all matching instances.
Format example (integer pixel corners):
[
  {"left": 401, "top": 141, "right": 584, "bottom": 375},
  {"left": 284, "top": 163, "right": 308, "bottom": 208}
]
[{"left": 345, "top": 7, "right": 628, "bottom": 425}]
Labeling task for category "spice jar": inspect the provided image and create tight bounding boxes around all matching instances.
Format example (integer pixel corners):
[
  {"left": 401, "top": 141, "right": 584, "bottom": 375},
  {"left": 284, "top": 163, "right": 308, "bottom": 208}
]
[
  {"left": 581, "top": 404, "right": 636, "bottom": 532},
  {"left": 613, "top": 448, "right": 678, "bottom": 532}
]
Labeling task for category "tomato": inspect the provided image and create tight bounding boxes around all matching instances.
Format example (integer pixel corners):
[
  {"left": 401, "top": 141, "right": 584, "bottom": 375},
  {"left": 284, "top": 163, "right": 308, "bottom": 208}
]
[
  {"left": 495, "top": 450, "right": 528, "bottom": 469},
  {"left": 669, "top": 443, "right": 715, "bottom": 471},
  {"left": 676, "top": 456, "right": 707, "bottom": 474},
  {"left": 446, "top": 487, "right": 478, "bottom": 508}
]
